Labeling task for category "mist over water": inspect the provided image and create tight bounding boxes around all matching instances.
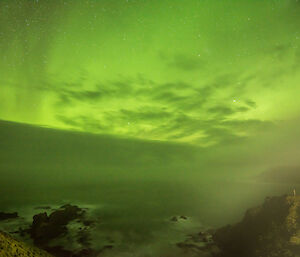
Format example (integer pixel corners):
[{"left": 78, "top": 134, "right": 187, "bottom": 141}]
[
  {"left": 2, "top": 178, "right": 298, "bottom": 224},
  {"left": 1, "top": 121, "right": 299, "bottom": 256}
]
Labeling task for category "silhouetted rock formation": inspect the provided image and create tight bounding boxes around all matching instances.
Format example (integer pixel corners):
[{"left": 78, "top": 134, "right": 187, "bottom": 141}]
[
  {"left": 176, "top": 230, "right": 219, "bottom": 257},
  {"left": 213, "top": 195, "right": 300, "bottom": 257},
  {"left": 0, "top": 212, "right": 18, "bottom": 221},
  {"left": 26, "top": 204, "right": 101, "bottom": 257},
  {"left": 42, "top": 246, "right": 99, "bottom": 257},
  {"left": 30, "top": 204, "right": 85, "bottom": 246},
  {"left": 176, "top": 194, "right": 300, "bottom": 257},
  {"left": 170, "top": 215, "right": 188, "bottom": 222}
]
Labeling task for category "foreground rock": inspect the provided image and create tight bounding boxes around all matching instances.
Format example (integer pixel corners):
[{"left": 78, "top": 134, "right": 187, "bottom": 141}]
[
  {"left": 0, "top": 203, "right": 113, "bottom": 257},
  {"left": 170, "top": 215, "right": 188, "bottom": 222},
  {"left": 176, "top": 230, "right": 220, "bottom": 257},
  {"left": 0, "top": 230, "right": 53, "bottom": 257},
  {"left": 176, "top": 194, "right": 300, "bottom": 257},
  {"left": 30, "top": 204, "right": 85, "bottom": 246},
  {"left": 213, "top": 195, "right": 300, "bottom": 257},
  {"left": 28, "top": 204, "right": 100, "bottom": 257}
]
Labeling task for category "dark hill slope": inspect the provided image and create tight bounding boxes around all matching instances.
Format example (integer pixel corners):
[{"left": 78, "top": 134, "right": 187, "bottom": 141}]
[
  {"left": 213, "top": 195, "right": 300, "bottom": 257},
  {"left": 0, "top": 231, "right": 53, "bottom": 257}
]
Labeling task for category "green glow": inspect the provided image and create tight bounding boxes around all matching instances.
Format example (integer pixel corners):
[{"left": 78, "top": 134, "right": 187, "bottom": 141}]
[{"left": 1, "top": 0, "right": 300, "bottom": 146}]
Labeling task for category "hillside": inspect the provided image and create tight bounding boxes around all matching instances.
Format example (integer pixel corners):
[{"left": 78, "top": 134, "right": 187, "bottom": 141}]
[
  {"left": 213, "top": 195, "right": 300, "bottom": 257},
  {"left": 176, "top": 194, "right": 300, "bottom": 257},
  {"left": 0, "top": 231, "right": 53, "bottom": 257}
]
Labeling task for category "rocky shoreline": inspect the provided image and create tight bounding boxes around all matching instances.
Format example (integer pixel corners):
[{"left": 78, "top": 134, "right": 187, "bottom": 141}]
[
  {"left": 0, "top": 204, "right": 108, "bottom": 257},
  {"left": 176, "top": 194, "right": 300, "bottom": 257},
  {"left": 1, "top": 194, "right": 299, "bottom": 257}
]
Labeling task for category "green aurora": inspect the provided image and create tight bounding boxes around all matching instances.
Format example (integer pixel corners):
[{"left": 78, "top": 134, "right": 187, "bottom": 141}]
[{"left": 1, "top": 0, "right": 300, "bottom": 146}]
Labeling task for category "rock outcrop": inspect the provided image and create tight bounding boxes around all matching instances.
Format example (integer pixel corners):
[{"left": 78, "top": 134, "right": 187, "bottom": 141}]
[
  {"left": 213, "top": 195, "right": 300, "bottom": 257},
  {"left": 0, "top": 212, "right": 18, "bottom": 221},
  {"left": 30, "top": 204, "right": 85, "bottom": 246},
  {"left": 175, "top": 194, "right": 300, "bottom": 257},
  {"left": 170, "top": 215, "right": 188, "bottom": 222},
  {"left": 0, "top": 230, "right": 53, "bottom": 257}
]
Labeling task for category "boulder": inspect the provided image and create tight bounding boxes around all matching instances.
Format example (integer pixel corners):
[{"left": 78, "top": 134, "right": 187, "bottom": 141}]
[{"left": 30, "top": 205, "right": 85, "bottom": 246}]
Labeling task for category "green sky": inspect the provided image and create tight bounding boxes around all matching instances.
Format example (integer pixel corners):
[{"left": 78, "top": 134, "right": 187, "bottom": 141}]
[{"left": 0, "top": 0, "right": 300, "bottom": 147}]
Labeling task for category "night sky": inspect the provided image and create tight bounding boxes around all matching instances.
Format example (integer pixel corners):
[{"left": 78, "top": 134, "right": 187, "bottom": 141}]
[{"left": 1, "top": 0, "right": 299, "bottom": 146}]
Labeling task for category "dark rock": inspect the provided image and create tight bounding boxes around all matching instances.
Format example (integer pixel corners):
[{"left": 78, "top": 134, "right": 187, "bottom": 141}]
[
  {"left": 176, "top": 229, "right": 216, "bottom": 256},
  {"left": 45, "top": 246, "right": 74, "bottom": 257},
  {"left": 213, "top": 195, "right": 300, "bottom": 257},
  {"left": 197, "top": 231, "right": 213, "bottom": 243},
  {"left": 176, "top": 242, "right": 201, "bottom": 250},
  {"left": 77, "top": 228, "right": 91, "bottom": 246},
  {"left": 83, "top": 219, "right": 95, "bottom": 227},
  {"left": 103, "top": 245, "right": 113, "bottom": 249},
  {"left": 23, "top": 204, "right": 100, "bottom": 257},
  {"left": 45, "top": 246, "right": 100, "bottom": 257},
  {"left": 170, "top": 216, "right": 178, "bottom": 222},
  {"left": 0, "top": 211, "right": 18, "bottom": 221},
  {"left": 30, "top": 205, "right": 85, "bottom": 246},
  {"left": 176, "top": 195, "right": 300, "bottom": 257},
  {"left": 48, "top": 204, "right": 84, "bottom": 226},
  {"left": 33, "top": 212, "right": 48, "bottom": 226},
  {"left": 97, "top": 245, "right": 114, "bottom": 255},
  {"left": 31, "top": 212, "right": 61, "bottom": 245},
  {"left": 171, "top": 215, "right": 188, "bottom": 222},
  {"left": 76, "top": 248, "right": 96, "bottom": 256}
]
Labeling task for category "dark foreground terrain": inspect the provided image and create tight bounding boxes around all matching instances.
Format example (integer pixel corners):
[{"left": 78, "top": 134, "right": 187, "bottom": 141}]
[
  {"left": 1, "top": 194, "right": 299, "bottom": 257},
  {"left": 0, "top": 231, "right": 53, "bottom": 257},
  {"left": 178, "top": 194, "right": 300, "bottom": 257}
]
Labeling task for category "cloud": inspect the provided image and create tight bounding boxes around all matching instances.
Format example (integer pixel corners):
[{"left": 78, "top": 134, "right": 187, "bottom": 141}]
[
  {"left": 50, "top": 71, "right": 268, "bottom": 146},
  {"left": 120, "top": 108, "right": 173, "bottom": 122},
  {"left": 157, "top": 114, "right": 275, "bottom": 147},
  {"left": 207, "top": 106, "right": 236, "bottom": 116},
  {"left": 153, "top": 91, "right": 189, "bottom": 105},
  {"left": 23, "top": 57, "right": 294, "bottom": 147},
  {"left": 245, "top": 100, "right": 257, "bottom": 109},
  {"left": 52, "top": 79, "right": 135, "bottom": 108},
  {"left": 160, "top": 52, "right": 204, "bottom": 71},
  {"left": 58, "top": 89, "right": 104, "bottom": 104},
  {"left": 56, "top": 115, "right": 106, "bottom": 132},
  {"left": 270, "top": 44, "right": 293, "bottom": 62},
  {"left": 201, "top": 126, "right": 245, "bottom": 145},
  {"left": 221, "top": 119, "right": 274, "bottom": 133}
]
